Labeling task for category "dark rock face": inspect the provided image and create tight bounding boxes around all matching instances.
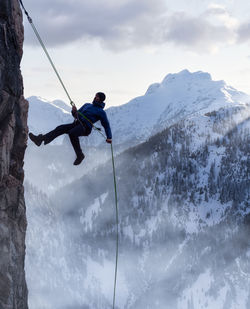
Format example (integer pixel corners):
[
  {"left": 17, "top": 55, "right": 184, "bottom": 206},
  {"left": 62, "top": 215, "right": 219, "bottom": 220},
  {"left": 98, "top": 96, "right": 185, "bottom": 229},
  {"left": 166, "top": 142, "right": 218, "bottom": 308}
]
[{"left": 0, "top": 0, "right": 28, "bottom": 308}]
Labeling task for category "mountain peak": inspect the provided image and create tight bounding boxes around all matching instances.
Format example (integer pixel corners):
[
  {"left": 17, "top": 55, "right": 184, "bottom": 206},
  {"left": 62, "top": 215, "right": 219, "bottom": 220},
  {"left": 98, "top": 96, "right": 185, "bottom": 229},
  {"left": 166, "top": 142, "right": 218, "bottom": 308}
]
[
  {"left": 162, "top": 69, "right": 212, "bottom": 85},
  {"left": 145, "top": 70, "right": 220, "bottom": 96},
  {"left": 52, "top": 100, "right": 71, "bottom": 112}
]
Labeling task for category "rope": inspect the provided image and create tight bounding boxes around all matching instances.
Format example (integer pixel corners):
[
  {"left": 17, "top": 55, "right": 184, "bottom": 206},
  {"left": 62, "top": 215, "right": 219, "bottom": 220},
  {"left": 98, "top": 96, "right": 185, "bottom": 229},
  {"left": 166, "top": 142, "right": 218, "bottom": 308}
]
[
  {"left": 19, "top": 0, "right": 73, "bottom": 104},
  {"left": 111, "top": 142, "right": 119, "bottom": 309},
  {"left": 76, "top": 115, "right": 119, "bottom": 309},
  {"left": 19, "top": 1, "right": 119, "bottom": 308}
]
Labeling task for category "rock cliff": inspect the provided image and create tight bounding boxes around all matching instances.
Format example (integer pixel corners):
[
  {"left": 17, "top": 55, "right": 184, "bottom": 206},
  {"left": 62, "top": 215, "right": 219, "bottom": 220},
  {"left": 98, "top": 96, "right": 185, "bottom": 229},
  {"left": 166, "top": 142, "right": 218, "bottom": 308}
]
[{"left": 0, "top": 0, "right": 28, "bottom": 308}]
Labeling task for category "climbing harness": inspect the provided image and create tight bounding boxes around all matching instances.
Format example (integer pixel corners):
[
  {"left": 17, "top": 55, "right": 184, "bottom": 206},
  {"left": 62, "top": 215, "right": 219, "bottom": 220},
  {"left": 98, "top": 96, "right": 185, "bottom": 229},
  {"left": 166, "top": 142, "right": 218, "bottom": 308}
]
[{"left": 19, "top": 1, "right": 119, "bottom": 308}]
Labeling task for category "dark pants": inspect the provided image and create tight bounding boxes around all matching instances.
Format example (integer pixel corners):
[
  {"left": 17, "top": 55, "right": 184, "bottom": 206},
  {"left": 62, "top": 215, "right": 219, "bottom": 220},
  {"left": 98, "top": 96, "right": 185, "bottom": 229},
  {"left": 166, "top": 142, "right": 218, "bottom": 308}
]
[{"left": 43, "top": 121, "right": 90, "bottom": 156}]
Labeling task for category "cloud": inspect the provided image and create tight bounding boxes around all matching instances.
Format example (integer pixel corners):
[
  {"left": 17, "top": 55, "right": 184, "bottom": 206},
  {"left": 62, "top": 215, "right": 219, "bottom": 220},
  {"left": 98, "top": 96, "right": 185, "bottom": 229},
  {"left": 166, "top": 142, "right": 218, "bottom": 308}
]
[
  {"left": 163, "top": 11, "right": 236, "bottom": 53},
  {"left": 204, "top": 4, "right": 238, "bottom": 28},
  {"left": 237, "top": 22, "right": 250, "bottom": 43},
  {"left": 22, "top": 0, "right": 167, "bottom": 49},
  {"left": 21, "top": 0, "right": 247, "bottom": 53}
]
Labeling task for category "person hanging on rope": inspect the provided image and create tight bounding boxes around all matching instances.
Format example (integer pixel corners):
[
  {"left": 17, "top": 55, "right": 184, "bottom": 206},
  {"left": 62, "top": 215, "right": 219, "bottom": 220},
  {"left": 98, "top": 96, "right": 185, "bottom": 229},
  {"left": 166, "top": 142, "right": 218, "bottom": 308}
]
[{"left": 29, "top": 92, "right": 112, "bottom": 165}]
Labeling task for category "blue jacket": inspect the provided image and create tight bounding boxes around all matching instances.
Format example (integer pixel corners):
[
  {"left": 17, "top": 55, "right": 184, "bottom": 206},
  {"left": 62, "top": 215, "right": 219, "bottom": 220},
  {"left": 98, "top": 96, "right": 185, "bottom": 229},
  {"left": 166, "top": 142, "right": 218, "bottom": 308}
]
[{"left": 78, "top": 101, "right": 112, "bottom": 139}]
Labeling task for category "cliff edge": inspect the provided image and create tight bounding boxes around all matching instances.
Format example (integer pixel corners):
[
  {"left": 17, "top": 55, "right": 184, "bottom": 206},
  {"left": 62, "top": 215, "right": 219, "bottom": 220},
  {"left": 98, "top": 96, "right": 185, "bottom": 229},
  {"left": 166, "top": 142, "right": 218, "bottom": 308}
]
[{"left": 0, "top": 0, "right": 28, "bottom": 308}]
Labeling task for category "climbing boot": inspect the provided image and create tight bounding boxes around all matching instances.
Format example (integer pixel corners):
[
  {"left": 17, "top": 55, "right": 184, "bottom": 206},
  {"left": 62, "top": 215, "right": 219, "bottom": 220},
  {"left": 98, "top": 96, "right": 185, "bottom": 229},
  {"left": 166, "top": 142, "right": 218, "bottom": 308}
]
[
  {"left": 73, "top": 153, "right": 85, "bottom": 166},
  {"left": 29, "top": 133, "right": 44, "bottom": 146}
]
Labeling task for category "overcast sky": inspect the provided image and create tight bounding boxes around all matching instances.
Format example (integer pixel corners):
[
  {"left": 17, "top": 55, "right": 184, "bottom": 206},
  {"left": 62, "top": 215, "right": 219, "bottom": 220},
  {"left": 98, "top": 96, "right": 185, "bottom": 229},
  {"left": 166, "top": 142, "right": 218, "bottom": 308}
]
[{"left": 21, "top": 0, "right": 250, "bottom": 107}]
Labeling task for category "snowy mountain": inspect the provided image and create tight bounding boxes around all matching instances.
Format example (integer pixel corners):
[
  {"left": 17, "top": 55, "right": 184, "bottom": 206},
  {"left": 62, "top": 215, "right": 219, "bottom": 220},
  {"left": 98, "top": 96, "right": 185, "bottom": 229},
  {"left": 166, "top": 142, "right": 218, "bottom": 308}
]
[
  {"left": 108, "top": 69, "right": 249, "bottom": 147},
  {"left": 25, "top": 70, "right": 250, "bottom": 194},
  {"left": 24, "top": 68, "right": 250, "bottom": 309},
  {"left": 27, "top": 70, "right": 250, "bottom": 148}
]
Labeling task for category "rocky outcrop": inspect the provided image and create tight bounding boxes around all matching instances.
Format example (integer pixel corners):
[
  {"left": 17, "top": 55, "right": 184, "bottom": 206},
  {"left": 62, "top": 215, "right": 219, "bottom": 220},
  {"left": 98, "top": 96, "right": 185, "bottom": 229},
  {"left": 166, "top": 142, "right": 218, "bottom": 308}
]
[{"left": 0, "top": 0, "right": 28, "bottom": 308}]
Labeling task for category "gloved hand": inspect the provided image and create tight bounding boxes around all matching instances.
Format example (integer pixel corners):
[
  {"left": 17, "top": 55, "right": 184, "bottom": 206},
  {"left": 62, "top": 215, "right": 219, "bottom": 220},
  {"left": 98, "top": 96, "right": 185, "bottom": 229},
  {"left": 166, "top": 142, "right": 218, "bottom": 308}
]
[
  {"left": 71, "top": 105, "right": 77, "bottom": 118},
  {"left": 106, "top": 139, "right": 112, "bottom": 144}
]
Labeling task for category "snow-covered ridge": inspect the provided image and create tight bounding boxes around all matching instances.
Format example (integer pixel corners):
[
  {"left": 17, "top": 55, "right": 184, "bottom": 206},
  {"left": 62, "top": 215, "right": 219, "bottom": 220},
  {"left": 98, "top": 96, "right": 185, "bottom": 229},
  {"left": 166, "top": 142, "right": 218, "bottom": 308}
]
[
  {"left": 108, "top": 69, "right": 249, "bottom": 145},
  {"left": 27, "top": 96, "right": 72, "bottom": 144},
  {"left": 27, "top": 70, "right": 250, "bottom": 148}
]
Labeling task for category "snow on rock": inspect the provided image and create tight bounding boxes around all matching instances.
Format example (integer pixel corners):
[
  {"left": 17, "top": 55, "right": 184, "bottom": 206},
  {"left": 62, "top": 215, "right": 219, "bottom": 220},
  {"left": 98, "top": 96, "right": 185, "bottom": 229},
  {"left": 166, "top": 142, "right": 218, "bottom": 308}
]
[{"left": 178, "top": 267, "right": 250, "bottom": 309}]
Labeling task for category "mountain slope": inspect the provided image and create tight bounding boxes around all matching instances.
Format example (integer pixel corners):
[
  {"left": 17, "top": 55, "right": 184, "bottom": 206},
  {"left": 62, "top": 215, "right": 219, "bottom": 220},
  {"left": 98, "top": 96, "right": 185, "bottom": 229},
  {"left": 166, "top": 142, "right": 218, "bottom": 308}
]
[
  {"left": 60, "top": 103, "right": 249, "bottom": 308},
  {"left": 25, "top": 97, "right": 250, "bottom": 308}
]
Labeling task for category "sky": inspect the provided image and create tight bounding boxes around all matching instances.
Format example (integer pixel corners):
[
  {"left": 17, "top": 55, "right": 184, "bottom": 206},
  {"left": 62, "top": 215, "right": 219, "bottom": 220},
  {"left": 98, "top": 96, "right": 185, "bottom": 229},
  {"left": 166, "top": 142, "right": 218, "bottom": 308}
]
[{"left": 21, "top": 0, "right": 250, "bottom": 108}]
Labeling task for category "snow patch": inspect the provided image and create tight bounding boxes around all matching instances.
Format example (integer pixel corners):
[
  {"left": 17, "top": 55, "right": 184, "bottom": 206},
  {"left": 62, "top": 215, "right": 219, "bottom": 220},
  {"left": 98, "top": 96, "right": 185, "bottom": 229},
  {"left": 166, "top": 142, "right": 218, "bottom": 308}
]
[{"left": 80, "top": 192, "right": 108, "bottom": 231}]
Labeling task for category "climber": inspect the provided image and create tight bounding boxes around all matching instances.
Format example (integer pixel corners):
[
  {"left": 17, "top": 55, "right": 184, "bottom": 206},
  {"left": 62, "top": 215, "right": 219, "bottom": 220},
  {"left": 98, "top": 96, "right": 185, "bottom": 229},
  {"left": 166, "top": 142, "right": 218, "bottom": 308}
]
[{"left": 29, "top": 92, "right": 112, "bottom": 165}]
